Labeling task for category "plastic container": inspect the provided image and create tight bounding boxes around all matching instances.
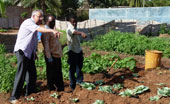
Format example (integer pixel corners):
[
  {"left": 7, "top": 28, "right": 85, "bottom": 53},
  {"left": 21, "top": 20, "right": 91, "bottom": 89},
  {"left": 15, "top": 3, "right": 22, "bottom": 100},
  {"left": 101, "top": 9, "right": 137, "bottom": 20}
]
[{"left": 145, "top": 50, "right": 162, "bottom": 70}]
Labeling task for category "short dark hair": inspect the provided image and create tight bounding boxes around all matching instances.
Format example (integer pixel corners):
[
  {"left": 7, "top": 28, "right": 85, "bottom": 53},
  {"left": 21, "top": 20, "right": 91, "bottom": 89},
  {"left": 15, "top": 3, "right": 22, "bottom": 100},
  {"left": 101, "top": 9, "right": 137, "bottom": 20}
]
[
  {"left": 68, "top": 15, "right": 76, "bottom": 21},
  {"left": 45, "top": 15, "right": 56, "bottom": 23}
]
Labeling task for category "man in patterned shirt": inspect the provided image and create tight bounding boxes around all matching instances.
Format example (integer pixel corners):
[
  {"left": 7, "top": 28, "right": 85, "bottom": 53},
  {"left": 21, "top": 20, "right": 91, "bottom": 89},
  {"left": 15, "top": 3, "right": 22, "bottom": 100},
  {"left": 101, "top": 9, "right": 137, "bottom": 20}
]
[{"left": 41, "top": 15, "right": 64, "bottom": 91}]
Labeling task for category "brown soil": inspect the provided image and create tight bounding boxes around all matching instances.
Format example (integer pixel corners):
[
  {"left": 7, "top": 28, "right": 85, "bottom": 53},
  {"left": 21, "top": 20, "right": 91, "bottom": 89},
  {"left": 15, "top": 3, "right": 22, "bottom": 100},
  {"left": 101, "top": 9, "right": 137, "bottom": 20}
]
[
  {"left": 1, "top": 47, "right": 170, "bottom": 104},
  {"left": 0, "top": 31, "right": 170, "bottom": 104}
]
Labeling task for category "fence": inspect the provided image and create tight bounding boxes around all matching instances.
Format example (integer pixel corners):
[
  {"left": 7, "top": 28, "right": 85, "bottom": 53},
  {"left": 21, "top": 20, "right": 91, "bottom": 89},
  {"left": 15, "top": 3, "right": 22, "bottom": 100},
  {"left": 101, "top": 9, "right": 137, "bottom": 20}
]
[
  {"left": 55, "top": 18, "right": 164, "bottom": 39},
  {"left": 0, "top": 17, "right": 20, "bottom": 28},
  {"left": 55, "top": 19, "right": 115, "bottom": 41}
]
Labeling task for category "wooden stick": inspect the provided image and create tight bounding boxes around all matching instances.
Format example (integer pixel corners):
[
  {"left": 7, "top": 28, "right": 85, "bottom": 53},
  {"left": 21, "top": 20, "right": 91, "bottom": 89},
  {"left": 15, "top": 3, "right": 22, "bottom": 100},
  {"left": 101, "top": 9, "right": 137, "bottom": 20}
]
[{"left": 107, "top": 58, "right": 118, "bottom": 72}]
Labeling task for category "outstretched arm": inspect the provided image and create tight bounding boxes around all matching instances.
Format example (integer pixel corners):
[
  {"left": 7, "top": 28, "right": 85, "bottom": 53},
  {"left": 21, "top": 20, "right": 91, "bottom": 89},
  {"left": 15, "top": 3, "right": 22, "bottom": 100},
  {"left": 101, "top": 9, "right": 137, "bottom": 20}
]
[
  {"left": 73, "top": 30, "right": 87, "bottom": 38},
  {"left": 37, "top": 27, "right": 62, "bottom": 38}
]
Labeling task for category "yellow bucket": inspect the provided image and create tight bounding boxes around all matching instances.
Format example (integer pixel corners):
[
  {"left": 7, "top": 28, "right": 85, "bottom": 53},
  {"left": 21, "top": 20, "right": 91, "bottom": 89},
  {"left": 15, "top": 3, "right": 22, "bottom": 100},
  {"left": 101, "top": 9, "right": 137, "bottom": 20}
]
[{"left": 145, "top": 50, "right": 162, "bottom": 70}]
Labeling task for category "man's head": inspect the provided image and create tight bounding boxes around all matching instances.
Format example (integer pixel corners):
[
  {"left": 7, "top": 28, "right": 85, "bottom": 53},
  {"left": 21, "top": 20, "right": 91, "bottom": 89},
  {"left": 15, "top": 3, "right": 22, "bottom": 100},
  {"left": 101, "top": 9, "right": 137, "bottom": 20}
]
[
  {"left": 46, "top": 15, "right": 56, "bottom": 29},
  {"left": 31, "top": 10, "right": 44, "bottom": 24},
  {"left": 69, "top": 16, "right": 77, "bottom": 29}
]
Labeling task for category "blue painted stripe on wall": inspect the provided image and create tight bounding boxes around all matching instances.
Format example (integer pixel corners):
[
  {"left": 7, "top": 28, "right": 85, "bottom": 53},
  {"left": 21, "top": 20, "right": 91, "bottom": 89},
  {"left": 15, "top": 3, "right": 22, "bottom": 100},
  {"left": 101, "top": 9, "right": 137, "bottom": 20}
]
[{"left": 89, "top": 6, "right": 170, "bottom": 23}]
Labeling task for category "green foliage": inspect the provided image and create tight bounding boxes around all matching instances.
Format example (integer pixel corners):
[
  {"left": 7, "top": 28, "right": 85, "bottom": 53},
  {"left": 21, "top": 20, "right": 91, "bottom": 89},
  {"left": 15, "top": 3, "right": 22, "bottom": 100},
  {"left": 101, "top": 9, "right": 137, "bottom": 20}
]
[
  {"left": 83, "top": 53, "right": 136, "bottom": 74},
  {"left": 150, "top": 87, "right": 170, "bottom": 101},
  {"left": 19, "top": 0, "right": 61, "bottom": 16},
  {"left": 0, "top": 0, "right": 13, "bottom": 17},
  {"left": 84, "top": 30, "right": 170, "bottom": 58},
  {"left": 114, "top": 57, "right": 136, "bottom": 72},
  {"left": 128, "top": 0, "right": 142, "bottom": 7},
  {"left": 159, "top": 24, "right": 170, "bottom": 35},
  {"left": 93, "top": 100, "right": 104, "bottom": 104},
  {"left": 88, "top": 0, "right": 121, "bottom": 8},
  {"left": 0, "top": 44, "right": 17, "bottom": 93},
  {"left": 26, "top": 97, "right": 35, "bottom": 101},
  {"left": 70, "top": 98, "right": 79, "bottom": 103},
  {"left": 113, "top": 83, "right": 124, "bottom": 90},
  {"left": 149, "top": 95, "right": 160, "bottom": 101},
  {"left": 157, "top": 87, "right": 170, "bottom": 97},
  {"left": 95, "top": 80, "right": 105, "bottom": 86},
  {"left": 77, "top": 10, "right": 89, "bottom": 21},
  {"left": 119, "top": 85, "right": 149, "bottom": 97},
  {"left": 80, "top": 82, "right": 96, "bottom": 90},
  {"left": 98, "top": 85, "right": 115, "bottom": 93},
  {"left": 20, "top": 12, "right": 28, "bottom": 19},
  {"left": 0, "top": 28, "right": 8, "bottom": 32},
  {"left": 0, "top": 44, "right": 136, "bottom": 92},
  {"left": 50, "top": 93, "right": 60, "bottom": 98},
  {"left": 61, "top": 0, "right": 80, "bottom": 17},
  {"left": 145, "top": 0, "right": 170, "bottom": 7},
  {"left": 35, "top": 52, "right": 46, "bottom": 80},
  {"left": 119, "top": 89, "right": 134, "bottom": 97},
  {"left": 58, "top": 30, "right": 67, "bottom": 46}
]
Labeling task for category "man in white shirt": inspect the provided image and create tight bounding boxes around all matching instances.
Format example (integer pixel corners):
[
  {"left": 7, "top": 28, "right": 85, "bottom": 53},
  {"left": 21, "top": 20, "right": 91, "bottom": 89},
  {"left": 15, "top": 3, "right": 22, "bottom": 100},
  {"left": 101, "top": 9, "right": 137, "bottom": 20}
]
[
  {"left": 9, "top": 10, "right": 61, "bottom": 104},
  {"left": 66, "top": 16, "right": 87, "bottom": 91}
]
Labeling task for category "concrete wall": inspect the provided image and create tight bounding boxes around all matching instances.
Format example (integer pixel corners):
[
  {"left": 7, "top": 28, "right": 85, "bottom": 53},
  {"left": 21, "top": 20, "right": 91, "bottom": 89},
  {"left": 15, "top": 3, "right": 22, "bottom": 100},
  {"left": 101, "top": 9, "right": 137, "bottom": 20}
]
[
  {"left": 89, "top": 7, "right": 170, "bottom": 23},
  {"left": 0, "top": 6, "right": 31, "bottom": 28}
]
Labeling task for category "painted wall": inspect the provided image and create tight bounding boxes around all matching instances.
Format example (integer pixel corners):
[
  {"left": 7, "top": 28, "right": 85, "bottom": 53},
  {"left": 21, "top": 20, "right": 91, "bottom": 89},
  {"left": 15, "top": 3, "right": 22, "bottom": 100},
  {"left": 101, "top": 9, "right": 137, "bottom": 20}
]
[{"left": 89, "top": 7, "right": 170, "bottom": 23}]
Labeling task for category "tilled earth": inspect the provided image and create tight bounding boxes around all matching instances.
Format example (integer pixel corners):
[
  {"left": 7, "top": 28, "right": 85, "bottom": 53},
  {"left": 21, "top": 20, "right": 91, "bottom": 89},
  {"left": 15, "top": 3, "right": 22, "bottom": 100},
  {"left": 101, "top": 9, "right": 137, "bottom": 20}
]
[
  {"left": 1, "top": 47, "right": 170, "bottom": 104},
  {"left": 0, "top": 32, "right": 170, "bottom": 104}
]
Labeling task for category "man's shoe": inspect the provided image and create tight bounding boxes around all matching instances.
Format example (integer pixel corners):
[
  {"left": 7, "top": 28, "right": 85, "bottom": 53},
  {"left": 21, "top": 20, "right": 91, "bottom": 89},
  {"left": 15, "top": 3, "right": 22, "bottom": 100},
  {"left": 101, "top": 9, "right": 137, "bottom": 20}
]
[
  {"left": 9, "top": 99, "right": 19, "bottom": 104},
  {"left": 76, "top": 81, "right": 83, "bottom": 85}
]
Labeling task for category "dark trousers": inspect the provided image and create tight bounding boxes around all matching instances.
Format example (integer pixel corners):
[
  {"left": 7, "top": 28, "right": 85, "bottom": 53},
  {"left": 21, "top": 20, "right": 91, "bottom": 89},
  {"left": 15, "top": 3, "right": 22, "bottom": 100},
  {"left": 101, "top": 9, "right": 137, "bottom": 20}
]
[
  {"left": 68, "top": 50, "right": 84, "bottom": 90},
  {"left": 45, "top": 57, "right": 64, "bottom": 91},
  {"left": 10, "top": 50, "right": 37, "bottom": 100}
]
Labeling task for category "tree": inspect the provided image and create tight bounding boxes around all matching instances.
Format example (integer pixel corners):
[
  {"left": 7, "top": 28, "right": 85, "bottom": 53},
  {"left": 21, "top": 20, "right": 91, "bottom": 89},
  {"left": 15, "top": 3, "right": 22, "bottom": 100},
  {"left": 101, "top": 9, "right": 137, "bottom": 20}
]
[
  {"left": 88, "top": 0, "right": 121, "bottom": 8},
  {"left": 60, "top": 0, "right": 81, "bottom": 19},
  {"left": 15, "top": 0, "right": 61, "bottom": 16},
  {"left": 119, "top": 0, "right": 129, "bottom": 6},
  {"left": 0, "top": 0, "right": 13, "bottom": 17},
  {"left": 145, "top": 0, "right": 170, "bottom": 7},
  {"left": 128, "top": 0, "right": 142, "bottom": 7}
]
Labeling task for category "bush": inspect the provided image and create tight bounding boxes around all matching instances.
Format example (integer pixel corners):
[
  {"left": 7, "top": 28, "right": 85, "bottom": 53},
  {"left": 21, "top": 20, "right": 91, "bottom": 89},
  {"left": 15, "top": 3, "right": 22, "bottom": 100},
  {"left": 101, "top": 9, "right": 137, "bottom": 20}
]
[
  {"left": 84, "top": 30, "right": 170, "bottom": 58},
  {"left": 0, "top": 44, "right": 17, "bottom": 92}
]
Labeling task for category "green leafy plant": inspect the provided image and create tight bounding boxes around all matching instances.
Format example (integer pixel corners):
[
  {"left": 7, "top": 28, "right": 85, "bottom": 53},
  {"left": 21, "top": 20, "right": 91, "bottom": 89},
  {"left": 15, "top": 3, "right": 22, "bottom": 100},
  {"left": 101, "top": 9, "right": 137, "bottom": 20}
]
[
  {"left": 0, "top": 44, "right": 17, "bottom": 92},
  {"left": 95, "top": 80, "right": 105, "bottom": 85},
  {"left": 21, "top": 12, "right": 28, "bottom": 19},
  {"left": 119, "top": 89, "right": 134, "bottom": 97},
  {"left": 98, "top": 85, "right": 115, "bottom": 94},
  {"left": 132, "top": 73, "right": 139, "bottom": 78},
  {"left": 26, "top": 97, "right": 35, "bottom": 101},
  {"left": 157, "top": 87, "right": 170, "bottom": 97},
  {"left": 83, "top": 30, "right": 170, "bottom": 58},
  {"left": 133, "top": 85, "right": 149, "bottom": 95},
  {"left": 50, "top": 93, "right": 60, "bottom": 98},
  {"left": 80, "top": 82, "right": 96, "bottom": 90},
  {"left": 70, "top": 98, "right": 79, "bottom": 103},
  {"left": 113, "top": 83, "right": 124, "bottom": 90},
  {"left": 0, "top": 28, "right": 8, "bottom": 32},
  {"left": 149, "top": 95, "right": 160, "bottom": 101},
  {"left": 150, "top": 87, "right": 170, "bottom": 101},
  {"left": 93, "top": 100, "right": 104, "bottom": 104},
  {"left": 119, "top": 85, "right": 149, "bottom": 97},
  {"left": 159, "top": 24, "right": 169, "bottom": 34}
]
